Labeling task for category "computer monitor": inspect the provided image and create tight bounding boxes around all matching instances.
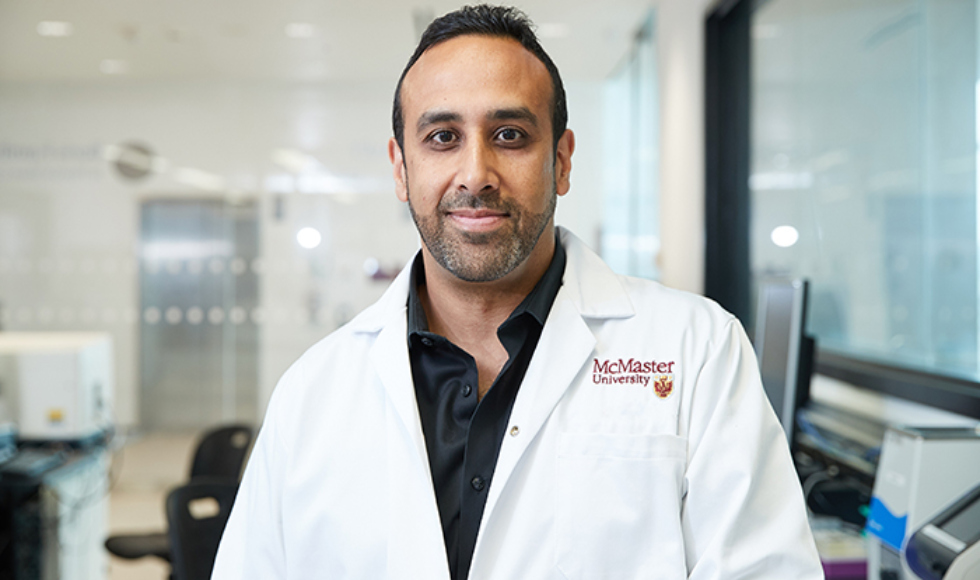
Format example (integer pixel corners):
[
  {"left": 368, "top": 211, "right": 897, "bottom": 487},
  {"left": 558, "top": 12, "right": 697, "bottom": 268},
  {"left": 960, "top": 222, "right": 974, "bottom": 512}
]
[{"left": 753, "top": 278, "right": 814, "bottom": 446}]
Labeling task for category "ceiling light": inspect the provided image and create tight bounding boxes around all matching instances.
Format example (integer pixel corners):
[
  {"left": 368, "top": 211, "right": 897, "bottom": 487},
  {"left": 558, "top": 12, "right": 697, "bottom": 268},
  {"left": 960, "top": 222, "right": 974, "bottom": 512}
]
[
  {"left": 100, "top": 59, "right": 129, "bottom": 75},
  {"left": 297, "top": 227, "right": 322, "bottom": 249},
  {"left": 771, "top": 226, "right": 800, "bottom": 248},
  {"left": 285, "top": 23, "right": 316, "bottom": 39},
  {"left": 37, "top": 21, "right": 74, "bottom": 37}
]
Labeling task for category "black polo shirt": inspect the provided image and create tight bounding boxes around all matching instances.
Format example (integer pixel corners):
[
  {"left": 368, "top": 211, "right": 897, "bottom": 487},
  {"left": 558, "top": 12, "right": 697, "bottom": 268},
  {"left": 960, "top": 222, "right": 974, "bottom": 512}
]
[{"left": 407, "top": 240, "right": 566, "bottom": 580}]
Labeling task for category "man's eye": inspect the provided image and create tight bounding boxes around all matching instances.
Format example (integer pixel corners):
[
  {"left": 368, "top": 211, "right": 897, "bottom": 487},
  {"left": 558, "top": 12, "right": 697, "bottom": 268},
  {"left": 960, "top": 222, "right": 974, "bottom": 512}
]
[
  {"left": 430, "top": 130, "right": 456, "bottom": 145},
  {"left": 497, "top": 128, "right": 523, "bottom": 142}
]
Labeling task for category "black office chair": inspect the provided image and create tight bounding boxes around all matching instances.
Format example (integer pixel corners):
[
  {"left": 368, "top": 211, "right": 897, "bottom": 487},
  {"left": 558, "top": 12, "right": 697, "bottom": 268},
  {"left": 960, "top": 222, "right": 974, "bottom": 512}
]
[
  {"left": 166, "top": 479, "right": 239, "bottom": 580},
  {"left": 104, "top": 424, "right": 252, "bottom": 570}
]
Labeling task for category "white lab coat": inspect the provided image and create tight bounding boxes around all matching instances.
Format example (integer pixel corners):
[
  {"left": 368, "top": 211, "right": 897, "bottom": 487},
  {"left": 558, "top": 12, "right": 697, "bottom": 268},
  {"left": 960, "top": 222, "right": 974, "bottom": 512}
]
[{"left": 212, "top": 228, "right": 824, "bottom": 580}]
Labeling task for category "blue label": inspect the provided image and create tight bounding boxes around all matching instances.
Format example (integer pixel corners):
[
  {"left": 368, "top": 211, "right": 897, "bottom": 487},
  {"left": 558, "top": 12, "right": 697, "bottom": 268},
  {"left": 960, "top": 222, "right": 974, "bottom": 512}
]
[{"left": 865, "top": 496, "right": 908, "bottom": 551}]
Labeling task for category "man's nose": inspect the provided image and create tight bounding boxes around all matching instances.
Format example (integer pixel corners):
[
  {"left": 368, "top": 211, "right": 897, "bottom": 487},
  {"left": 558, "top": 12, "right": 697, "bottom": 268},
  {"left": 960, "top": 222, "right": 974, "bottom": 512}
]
[{"left": 456, "top": 139, "right": 499, "bottom": 194}]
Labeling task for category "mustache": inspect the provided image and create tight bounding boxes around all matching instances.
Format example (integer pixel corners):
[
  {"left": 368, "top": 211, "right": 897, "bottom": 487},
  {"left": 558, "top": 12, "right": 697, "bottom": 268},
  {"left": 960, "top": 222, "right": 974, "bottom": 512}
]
[{"left": 438, "top": 191, "right": 513, "bottom": 214}]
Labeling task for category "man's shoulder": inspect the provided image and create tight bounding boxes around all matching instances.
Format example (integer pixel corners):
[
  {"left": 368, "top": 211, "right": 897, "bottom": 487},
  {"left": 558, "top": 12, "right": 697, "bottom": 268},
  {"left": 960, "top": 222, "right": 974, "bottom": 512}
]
[
  {"left": 606, "top": 274, "right": 740, "bottom": 344},
  {"left": 556, "top": 227, "right": 737, "bottom": 333},
  {"left": 291, "top": 296, "right": 394, "bottom": 370},
  {"left": 623, "top": 275, "right": 731, "bottom": 317},
  {"left": 273, "top": 271, "right": 410, "bottom": 389},
  {"left": 263, "top": 300, "right": 394, "bottom": 423}
]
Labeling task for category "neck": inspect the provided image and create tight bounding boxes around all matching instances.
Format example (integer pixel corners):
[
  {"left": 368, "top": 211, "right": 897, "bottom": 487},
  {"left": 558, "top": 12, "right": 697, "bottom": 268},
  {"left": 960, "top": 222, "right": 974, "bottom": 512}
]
[
  {"left": 418, "top": 226, "right": 556, "bottom": 397},
  {"left": 420, "top": 227, "right": 555, "bottom": 339}
]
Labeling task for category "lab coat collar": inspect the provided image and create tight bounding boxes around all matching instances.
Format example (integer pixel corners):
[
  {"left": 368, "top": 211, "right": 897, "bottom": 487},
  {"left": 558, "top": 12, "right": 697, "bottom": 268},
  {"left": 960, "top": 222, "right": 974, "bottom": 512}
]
[
  {"left": 347, "top": 226, "right": 635, "bottom": 335},
  {"left": 555, "top": 226, "right": 635, "bottom": 320},
  {"left": 346, "top": 248, "right": 416, "bottom": 335}
]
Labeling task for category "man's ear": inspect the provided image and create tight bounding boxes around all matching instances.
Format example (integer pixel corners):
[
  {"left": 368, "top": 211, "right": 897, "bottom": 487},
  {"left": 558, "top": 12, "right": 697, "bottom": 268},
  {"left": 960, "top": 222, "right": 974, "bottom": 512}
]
[
  {"left": 389, "top": 137, "right": 408, "bottom": 202},
  {"left": 555, "top": 129, "right": 575, "bottom": 197}
]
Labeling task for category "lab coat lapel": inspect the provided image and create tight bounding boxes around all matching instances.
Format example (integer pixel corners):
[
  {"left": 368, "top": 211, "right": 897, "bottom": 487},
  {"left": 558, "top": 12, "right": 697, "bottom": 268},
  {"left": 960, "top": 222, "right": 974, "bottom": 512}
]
[
  {"left": 491, "top": 227, "right": 633, "bottom": 469},
  {"left": 370, "top": 312, "right": 428, "bottom": 472},
  {"left": 369, "top": 299, "right": 450, "bottom": 579},
  {"left": 473, "top": 229, "right": 634, "bottom": 572},
  {"left": 488, "top": 297, "right": 596, "bottom": 496},
  {"left": 363, "top": 260, "right": 429, "bottom": 472}
]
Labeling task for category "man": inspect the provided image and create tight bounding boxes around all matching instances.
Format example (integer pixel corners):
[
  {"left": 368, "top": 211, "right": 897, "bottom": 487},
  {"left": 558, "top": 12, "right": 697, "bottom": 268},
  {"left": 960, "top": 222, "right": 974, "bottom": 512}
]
[{"left": 212, "top": 5, "right": 823, "bottom": 579}]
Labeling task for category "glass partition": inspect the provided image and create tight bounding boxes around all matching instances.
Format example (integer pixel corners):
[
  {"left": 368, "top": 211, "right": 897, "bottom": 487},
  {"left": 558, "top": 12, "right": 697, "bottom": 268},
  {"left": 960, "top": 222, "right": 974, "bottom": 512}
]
[
  {"left": 602, "top": 12, "right": 660, "bottom": 279},
  {"left": 751, "top": 0, "right": 978, "bottom": 380}
]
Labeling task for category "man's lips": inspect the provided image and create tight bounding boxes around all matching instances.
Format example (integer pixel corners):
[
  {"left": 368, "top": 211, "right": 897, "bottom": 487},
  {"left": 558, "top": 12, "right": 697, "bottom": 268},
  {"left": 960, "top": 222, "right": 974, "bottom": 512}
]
[{"left": 446, "top": 208, "right": 509, "bottom": 230}]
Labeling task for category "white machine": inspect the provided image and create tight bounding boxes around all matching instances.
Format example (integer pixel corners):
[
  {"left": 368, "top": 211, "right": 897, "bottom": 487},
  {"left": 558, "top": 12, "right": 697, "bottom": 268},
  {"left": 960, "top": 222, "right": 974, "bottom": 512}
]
[
  {"left": 905, "top": 482, "right": 980, "bottom": 580},
  {"left": 0, "top": 332, "right": 114, "bottom": 442},
  {"left": 865, "top": 426, "right": 980, "bottom": 580}
]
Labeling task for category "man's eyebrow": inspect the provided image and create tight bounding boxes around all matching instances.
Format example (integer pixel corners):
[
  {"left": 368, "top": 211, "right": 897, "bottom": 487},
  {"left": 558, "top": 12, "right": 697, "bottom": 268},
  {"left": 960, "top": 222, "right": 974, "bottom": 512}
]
[
  {"left": 489, "top": 107, "right": 538, "bottom": 126},
  {"left": 415, "top": 108, "right": 539, "bottom": 133},
  {"left": 417, "top": 111, "right": 461, "bottom": 132}
]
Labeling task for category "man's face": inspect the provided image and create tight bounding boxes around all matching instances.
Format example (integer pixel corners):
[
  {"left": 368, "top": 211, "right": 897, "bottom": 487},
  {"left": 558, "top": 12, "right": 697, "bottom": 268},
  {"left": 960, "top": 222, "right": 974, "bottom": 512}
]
[{"left": 389, "top": 34, "right": 573, "bottom": 283}]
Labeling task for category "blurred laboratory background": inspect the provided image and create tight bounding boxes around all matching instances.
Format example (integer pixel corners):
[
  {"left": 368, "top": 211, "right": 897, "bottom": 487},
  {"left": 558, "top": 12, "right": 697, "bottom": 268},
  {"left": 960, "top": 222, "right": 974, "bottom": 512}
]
[{"left": 1, "top": 0, "right": 979, "bottom": 578}]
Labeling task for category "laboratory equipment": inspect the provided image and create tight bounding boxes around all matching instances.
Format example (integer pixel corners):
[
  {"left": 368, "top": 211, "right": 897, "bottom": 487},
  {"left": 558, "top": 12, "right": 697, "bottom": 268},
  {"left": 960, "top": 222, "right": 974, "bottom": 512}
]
[
  {"left": 905, "top": 481, "right": 980, "bottom": 580},
  {"left": 0, "top": 332, "right": 113, "bottom": 442},
  {"left": 865, "top": 426, "right": 980, "bottom": 579}
]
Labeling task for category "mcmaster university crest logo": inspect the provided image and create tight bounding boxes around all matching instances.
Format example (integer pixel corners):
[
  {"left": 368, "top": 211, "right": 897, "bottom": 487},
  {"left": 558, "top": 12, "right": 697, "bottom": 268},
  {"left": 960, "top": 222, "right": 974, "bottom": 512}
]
[
  {"left": 653, "top": 374, "right": 674, "bottom": 399},
  {"left": 592, "top": 358, "right": 677, "bottom": 399}
]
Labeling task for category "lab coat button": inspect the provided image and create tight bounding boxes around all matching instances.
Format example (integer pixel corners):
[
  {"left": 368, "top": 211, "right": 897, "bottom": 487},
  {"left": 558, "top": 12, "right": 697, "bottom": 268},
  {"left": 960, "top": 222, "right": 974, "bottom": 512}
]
[
  {"left": 471, "top": 476, "right": 486, "bottom": 491},
  {"left": 509, "top": 426, "right": 519, "bottom": 437}
]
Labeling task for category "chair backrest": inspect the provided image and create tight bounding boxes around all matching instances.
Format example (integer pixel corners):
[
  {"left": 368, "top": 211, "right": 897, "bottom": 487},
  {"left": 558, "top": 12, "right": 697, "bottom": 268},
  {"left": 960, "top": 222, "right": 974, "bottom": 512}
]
[
  {"left": 166, "top": 479, "right": 239, "bottom": 580},
  {"left": 188, "top": 424, "right": 253, "bottom": 481}
]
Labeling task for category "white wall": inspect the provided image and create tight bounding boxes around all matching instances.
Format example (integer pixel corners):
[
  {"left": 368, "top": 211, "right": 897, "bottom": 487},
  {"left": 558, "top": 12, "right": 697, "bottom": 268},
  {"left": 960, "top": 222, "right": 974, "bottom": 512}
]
[
  {"left": 556, "top": 80, "right": 605, "bottom": 249},
  {"left": 656, "top": 0, "right": 716, "bottom": 294},
  {"left": 0, "top": 81, "right": 420, "bottom": 429}
]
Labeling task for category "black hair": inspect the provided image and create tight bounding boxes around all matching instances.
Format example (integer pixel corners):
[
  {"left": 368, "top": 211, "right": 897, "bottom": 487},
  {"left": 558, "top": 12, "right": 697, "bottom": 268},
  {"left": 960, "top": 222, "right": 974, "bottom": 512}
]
[{"left": 392, "top": 4, "right": 567, "bottom": 152}]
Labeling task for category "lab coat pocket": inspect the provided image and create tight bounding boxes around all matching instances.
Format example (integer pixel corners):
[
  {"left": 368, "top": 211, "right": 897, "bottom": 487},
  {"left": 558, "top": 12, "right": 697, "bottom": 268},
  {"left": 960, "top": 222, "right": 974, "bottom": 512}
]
[{"left": 556, "top": 432, "right": 688, "bottom": 580}]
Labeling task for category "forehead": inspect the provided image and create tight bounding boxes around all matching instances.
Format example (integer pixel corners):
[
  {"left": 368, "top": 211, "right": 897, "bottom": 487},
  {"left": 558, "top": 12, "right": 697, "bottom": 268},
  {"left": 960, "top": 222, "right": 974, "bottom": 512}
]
[{"left": 401, "top": 34, "right": 553, "bottom": 127}]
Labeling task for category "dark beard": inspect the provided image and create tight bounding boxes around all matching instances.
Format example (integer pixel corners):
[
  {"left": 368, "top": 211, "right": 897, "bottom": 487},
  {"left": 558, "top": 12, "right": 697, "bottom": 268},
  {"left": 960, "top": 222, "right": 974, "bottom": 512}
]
[{"left": 408, "top": 186, "right": 556, "bottom": 282}]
